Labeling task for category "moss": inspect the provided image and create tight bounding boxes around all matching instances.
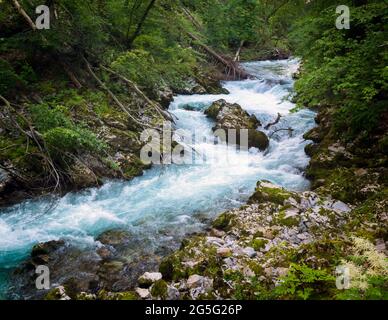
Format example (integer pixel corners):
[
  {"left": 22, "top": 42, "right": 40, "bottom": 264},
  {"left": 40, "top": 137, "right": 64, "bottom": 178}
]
[
  {"left": 247, "top": 130, "right": 269, "bottom": 151},
  {"left": 159, "top": 255, "right": 186, "bottom": 281},
  {"left": 305, "top": 143, "right": 318, "bottom": 156},
  {"left": 44, "top": 288, "right": 63, "bottom": 300},
  {"left": 150, "top": 280, "right": 168, "bottom": 299},
  {"left": 277, "top": 216, "right": 299, "bottom": 227},
  {"left": 247, "top": 261, "right": 264, "bottom": 276},
  {"left": 204, "top": 102, "right": 222, "bottom": 119},
  {"left": 249, "top": 183, "right": 294, "bottom": 205},
  {"left": 251, "top": 238, "right": 268, "bottom": 251},
  {"left": 117, "top": 291, "right": 139, "bottom": 300},
  {"left": 212, "top": 212, "right": 234, "bottom": 231},
  {"left": 253, "top": 230, "right": 264, "bottom": 238},
  {"left": 96, "top": 289, "right": 138, "bottom": 300}
]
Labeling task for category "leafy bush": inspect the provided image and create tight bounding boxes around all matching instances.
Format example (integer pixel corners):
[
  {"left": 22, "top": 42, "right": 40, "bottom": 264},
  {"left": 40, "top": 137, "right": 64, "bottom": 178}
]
[
  {"left": 30, "top": 103, "right": 106, "bottom": 156},
  {"left": 291, "top": 3, "right": 388, "bottom": 139},
  {"left": 43, "top": 127, "right": 106, "bottom": 155},
  {"left": 30, "top": 104, "right": 71, "bottom": 132},
  {"left": 274, "top": 264, "right": 335, "bottom": 300},
  {"left": 111, "top": 34, "right": 197, "bottom": 92}
]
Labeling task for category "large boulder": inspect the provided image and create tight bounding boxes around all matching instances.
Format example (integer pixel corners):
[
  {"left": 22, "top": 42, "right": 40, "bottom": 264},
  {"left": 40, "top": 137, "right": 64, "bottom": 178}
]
[{"left": 205, "top": 99, "right": 269, "bottom": 151}]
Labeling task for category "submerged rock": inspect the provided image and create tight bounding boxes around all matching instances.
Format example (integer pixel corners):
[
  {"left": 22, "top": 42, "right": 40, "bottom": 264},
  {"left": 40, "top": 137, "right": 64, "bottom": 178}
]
[{"left": 96, "top": 229, "right": 133, "bottom": 247}]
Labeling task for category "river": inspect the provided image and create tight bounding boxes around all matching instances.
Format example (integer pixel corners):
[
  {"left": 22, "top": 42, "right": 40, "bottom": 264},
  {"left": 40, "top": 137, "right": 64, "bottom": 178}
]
[{"left": 0, "top": 58, "right": 316, "bottom": 298}]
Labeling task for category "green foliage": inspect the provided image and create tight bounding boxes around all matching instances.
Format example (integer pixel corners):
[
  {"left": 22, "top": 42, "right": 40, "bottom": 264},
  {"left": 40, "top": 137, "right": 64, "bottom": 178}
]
[
  {"left": 0, "top": 58, "right": 23, "bottom": 94},
  {"left": 43, "top": 127, "right": 106, "bottom": 155},
  {"left": 291, "top": 2, "right": 388, "bottom": 138},
  {"left": 30, "top": 104, "right": 72, "bottom": 132},
  {"left": 150, "top": 280, "right": 168, "bottom": 298},
  {"left": 30, "top": 103, "right": 106, "bottom": 156},
  {"left": 274, "top": 264, "right": 335, "bottom": 300},
  {"left": 336, "top": 276, "right": 388, "bottom": 300},
  {"left": 111, "top": 40, "right": 196, "bottom": 92}
]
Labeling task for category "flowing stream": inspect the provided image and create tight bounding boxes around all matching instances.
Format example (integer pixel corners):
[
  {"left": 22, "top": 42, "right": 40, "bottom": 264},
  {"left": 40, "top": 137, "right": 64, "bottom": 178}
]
[{"left": 0, "top": 59, "right": 316, "bottom": 298}]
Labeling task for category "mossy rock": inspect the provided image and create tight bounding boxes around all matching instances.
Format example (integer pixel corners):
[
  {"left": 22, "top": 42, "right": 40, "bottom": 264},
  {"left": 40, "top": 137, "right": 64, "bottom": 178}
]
[
  {"left": 277, "top": 215, "right": 300, "bottom": 227},
  {"left": 97, "top": 289, "right": 139, "bottom": 300},
  {"left": 116, "top": 291, "right": 139, "bottom": 300},
  {"left": 247, "top": 129, "right": 269, "bottom": 151},
  {"left": 249, "top": 181, "right": 293, "bottom": 205},
  {"left": 159, "top": 255, "right": 186, "bottom": 281},
  {"left": 150, "top": 280, "right": 168, "bottom": 299},
  {"left": 205, "top": 101, "right": 223, "bottom": 119},
  {"left": 212, "top": 212, "right": 234, "bottom": 231},
  {"left": 44, "top": 288, "right": 63, "bottom": 300}
]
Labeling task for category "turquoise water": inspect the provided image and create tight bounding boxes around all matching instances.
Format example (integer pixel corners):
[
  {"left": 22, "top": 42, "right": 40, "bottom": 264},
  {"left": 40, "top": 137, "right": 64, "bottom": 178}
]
[{"left": 0, "top": 59, "right": 316, "bottom": 298}]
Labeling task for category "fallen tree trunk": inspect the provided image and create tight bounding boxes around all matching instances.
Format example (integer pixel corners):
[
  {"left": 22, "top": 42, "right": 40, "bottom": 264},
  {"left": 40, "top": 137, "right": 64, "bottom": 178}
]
[
  {"left": 187, "top": 32, "right": 250, "bottom": 80},
  {"left": 100, "top": 65, "right": 174, "bottom": 123},
  {"left": 83, "top": 57, "right": 162, "bottom": 131}
]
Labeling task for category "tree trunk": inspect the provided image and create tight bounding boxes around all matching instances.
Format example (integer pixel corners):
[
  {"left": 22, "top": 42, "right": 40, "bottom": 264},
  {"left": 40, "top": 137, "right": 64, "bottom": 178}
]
[{"left": 127, "top": 0, "right": 157, "bottom": 48}]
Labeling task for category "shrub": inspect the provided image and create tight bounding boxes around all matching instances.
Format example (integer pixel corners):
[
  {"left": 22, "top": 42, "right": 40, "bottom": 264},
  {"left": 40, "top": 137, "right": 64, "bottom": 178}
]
[{"left": 274, "top": 263, "right": 335, "bottom": 300}]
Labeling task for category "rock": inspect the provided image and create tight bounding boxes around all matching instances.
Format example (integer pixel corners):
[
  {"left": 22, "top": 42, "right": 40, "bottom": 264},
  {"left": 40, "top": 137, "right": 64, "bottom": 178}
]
[
  {"left": 135, "top": 287, "right": 151, "bottom": 299},
  {"left": 242, "top": 247, "right": 256, "bottom": 258},
  {"left": 138, "top": 272, "right": 163, "bottom": 288},
  {"left": 187, "top": 275, "right": 213, "bottom": 290},
  {"left": 187, "top": 275, "right": 213, "bottom": 299},
  {"left": 263, "top": 229, "right": 275, "bottom": 240},
  {"left": 249, "top": 180, "right": 294, "bottom": 205},
  {"left": 31, "top": 240, "right": 65, "bottom": 258},
  {"left": 247, "top": 130, "right": 270, "bottom": 151},
  {"left": 103, "top": 127, "right": 142, "bottom": 152},
  {"left": 0, "top": 169, "right": 12, "bottom": 194},
  {"left": 204, "top": 99, "right": 269, "bottom": 150},
  {"left": 331, "top": 201, "right": 351, "bottom": 213},
  {"left": 96, "top": 247, "right": 113, "bottom": 259},
  {"left": 284, "top": 208, "right": 299, "bottom": 218},
  {"left": 217, "top": 247, "right": 232, "bottom": 258},
  {"left": 45, "top": 286, "right": 71, "bottom": 300},
  {"left": 264, "top": 267, "right": 273, "bottom": 277},
  {"left": 156, "top": 87, "right": 174, "bottom": 108},
  {"left": 206, "top": 236, "right": 225, "bottom": 246},
  {"left": 242, "top": 266, "right": 255, "bottom": 278},
  {"left": 96, "top": 229, "right": 133, "bottom": 248},
  {"left": 167, "top": 285, "right": 180, "bottom": 300},
  {"left": 276, "top": 267, "right": 289, "bottom": 277},
  {"left": 210, "top": 228, "right": 225, "bottom": 237},
  {"left": 70, "top": 159, "right": 97, "bottom": 188},
  {"left": 176, "top": 78, "right": 206, "bottom": 95},
  {"left": 296, "top": 233, "right": 310, "bottom": 241},
  {"left": 375, "top": 239, "right": 386, "bottom": 253}
]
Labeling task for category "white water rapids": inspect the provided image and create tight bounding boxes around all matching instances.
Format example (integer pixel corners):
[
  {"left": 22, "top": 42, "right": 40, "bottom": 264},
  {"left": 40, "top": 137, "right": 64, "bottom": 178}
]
[{"left": 0, "top": 59, "right": 316, "bottom": 297}]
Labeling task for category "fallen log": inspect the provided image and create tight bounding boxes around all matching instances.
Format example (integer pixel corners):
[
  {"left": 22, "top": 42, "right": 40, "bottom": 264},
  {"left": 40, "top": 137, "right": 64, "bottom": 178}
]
[{"left": 187, "top": 32, "right": 250, "bottom": 80}]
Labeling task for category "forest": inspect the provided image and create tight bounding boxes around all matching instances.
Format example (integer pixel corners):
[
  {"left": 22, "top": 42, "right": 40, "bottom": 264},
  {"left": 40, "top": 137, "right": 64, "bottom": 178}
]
[{"left": 0, "top": 0, "right": 387, "bottom": 301}]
